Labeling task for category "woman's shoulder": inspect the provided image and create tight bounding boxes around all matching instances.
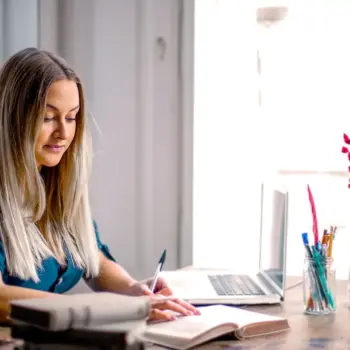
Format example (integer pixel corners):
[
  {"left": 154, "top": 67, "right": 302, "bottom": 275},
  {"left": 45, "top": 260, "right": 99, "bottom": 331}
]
[{"left": 92, "top": 220, "right": 116, "bottom": 262}]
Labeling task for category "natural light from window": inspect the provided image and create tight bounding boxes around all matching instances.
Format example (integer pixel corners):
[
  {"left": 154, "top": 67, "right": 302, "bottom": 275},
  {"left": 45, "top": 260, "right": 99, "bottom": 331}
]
[{"left": 193, "top": 0, "right": 350, "bottom": 279}]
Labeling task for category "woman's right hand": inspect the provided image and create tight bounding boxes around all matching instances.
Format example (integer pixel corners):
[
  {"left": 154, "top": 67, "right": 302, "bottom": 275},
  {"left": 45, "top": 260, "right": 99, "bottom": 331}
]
[{"left": 148, "top": 294, "right": 200, "bottom": 322}]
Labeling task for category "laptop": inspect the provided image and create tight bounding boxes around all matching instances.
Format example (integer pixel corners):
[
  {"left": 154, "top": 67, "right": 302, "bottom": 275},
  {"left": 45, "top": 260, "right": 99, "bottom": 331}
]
[{"left": 160, "top": 184, "right": 289, "bottom": 305}]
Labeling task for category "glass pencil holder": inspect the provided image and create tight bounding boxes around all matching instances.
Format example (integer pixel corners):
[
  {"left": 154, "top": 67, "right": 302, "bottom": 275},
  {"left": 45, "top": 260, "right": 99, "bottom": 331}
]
[{"left": 303, "top": 255, "right": 336, "bottom": 315}]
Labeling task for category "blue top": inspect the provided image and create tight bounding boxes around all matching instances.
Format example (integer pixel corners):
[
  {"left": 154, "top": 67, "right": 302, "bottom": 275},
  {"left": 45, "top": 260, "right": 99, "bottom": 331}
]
[{"left": 0, "top": 221, "right": 115, "bottom": 293}]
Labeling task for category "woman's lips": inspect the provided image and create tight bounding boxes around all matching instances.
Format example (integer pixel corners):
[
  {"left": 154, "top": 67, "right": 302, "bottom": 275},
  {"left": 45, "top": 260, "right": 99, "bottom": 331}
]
[{"left": 44, "top": 145, "right": 64, "bottom": 152}]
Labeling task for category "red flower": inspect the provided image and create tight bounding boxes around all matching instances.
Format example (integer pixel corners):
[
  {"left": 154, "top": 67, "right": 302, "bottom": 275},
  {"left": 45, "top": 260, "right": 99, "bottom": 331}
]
[
  {"left": 344, "top": 133, "right": 350, "bottom": 145},
  {"left": 341, "top": 133, "right": 350, "bottom": 188}
]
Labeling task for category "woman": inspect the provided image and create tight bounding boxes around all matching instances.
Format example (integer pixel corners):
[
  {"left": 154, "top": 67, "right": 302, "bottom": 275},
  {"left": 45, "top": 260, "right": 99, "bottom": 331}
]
[{"left": 0, "top": 47, "right": 198, "bottom": 322}]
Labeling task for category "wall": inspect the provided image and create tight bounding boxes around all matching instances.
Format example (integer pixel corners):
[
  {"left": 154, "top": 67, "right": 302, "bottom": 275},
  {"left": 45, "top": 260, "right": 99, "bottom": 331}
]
[
  {"left": 1, "top": 0, "right": 38, "bottom": 58},
  {"left": 42, "top": 0, "right": 186, "bottom": 286}
]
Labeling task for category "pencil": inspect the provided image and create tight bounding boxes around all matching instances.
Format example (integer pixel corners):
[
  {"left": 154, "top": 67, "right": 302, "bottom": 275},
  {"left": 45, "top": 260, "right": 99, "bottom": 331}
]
[{"left": 327, "top": 234, "right": 333, "bottom": 257}]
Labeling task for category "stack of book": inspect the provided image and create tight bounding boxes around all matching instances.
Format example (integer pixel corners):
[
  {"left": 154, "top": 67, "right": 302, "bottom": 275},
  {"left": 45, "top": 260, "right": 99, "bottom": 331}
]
[
  {"left": 8, "top": 292, "right": 290, "bottom": 350},
  {"left": 9, "top": 293, "right": 150, "bottom": 350}
]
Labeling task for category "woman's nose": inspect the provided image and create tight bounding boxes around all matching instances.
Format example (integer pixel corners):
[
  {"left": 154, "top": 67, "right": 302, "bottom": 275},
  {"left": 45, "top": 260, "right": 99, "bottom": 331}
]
[{"left": 55, "top": 121, "right": 70, "bottom": 139}]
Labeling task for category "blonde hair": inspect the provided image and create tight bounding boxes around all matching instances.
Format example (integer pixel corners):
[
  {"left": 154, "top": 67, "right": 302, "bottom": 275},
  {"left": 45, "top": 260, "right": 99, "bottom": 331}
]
[{"left": 0, "top": 47, "right": 100, "bottom": 282}]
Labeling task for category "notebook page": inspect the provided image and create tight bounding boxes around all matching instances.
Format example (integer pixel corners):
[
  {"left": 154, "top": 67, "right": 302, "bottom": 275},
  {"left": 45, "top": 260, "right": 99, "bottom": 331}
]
[
  {"left": 143, "top": 319, "right": 234, "bottom": 350},
  {"left": 145, "top": 305, "right": 238, "bottom": 340},
  {"left": 146, "top": 305, "right": 285, "bottom": 337},
  {"left": 205, "top": 305, "right": 286, "bottom": 328},
  {"left": 143, "top": 305, "right": 288, "bottom": 349}
]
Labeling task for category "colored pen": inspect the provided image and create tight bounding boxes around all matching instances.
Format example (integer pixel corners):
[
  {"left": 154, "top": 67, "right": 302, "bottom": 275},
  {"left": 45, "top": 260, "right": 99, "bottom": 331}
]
[
  {"left": 312, "top": 246, "right": 335, "bottom": 310},
  {"left": 316, "top": 240, "right": 321, "bottom": 252},
  {"left": 332, "top": 226, "right": 337, "bottom": 239},
  {"left": 321, "top": 244, "right": 328, "bottom": 258},
  {"left": 302, "top": 233, "right": 324, "bottom": 310},
  {"left": 307, "top": 185, "right": 319, "bottom": 246},
  {"left": 150, "top": 249, "right": 167, "bottom": 293},
  {"left": 327, "top": 233, "right": 334, "bottom": 257},
  {"left": 302, "top": 233, "right": 313, "bottom": 259},
  {"left": 321, "top": 229, "right": 327, "bottom": 245}
]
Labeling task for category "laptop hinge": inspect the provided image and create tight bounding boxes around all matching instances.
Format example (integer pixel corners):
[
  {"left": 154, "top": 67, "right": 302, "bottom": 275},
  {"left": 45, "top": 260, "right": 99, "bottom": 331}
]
[{"left": 257, "top": 271, "right": 284, "bottom": 300}]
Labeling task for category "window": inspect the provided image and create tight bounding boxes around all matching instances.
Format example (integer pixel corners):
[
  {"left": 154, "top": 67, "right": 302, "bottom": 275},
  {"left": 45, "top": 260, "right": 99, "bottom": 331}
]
[
  {"left": 192, "top": 0, "right": 350, "bottom": 278},
  {"left": 258, "top": 1, "right": 350, "bottom": 172}
]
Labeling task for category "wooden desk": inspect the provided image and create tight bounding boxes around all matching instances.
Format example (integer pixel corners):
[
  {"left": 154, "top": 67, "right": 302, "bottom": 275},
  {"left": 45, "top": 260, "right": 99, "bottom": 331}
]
[
  {"left": 0, "top": 277, "right": 348, "bottom": 349},
  {"left": 169, "top": 276, "right": 350, "bottom": 350}
]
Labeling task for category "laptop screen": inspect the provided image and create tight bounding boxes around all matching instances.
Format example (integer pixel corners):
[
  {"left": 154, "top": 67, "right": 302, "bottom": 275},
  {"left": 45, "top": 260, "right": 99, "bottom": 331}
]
[{"left": 259, "top": 185, "right": 288, "bottom": 293}]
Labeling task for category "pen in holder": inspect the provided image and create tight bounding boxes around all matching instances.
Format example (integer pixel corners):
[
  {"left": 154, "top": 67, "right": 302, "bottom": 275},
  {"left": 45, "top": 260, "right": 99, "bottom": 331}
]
[
  {"left": 303, "top": 253, "right": 336, "bottom": 315},
  {"left": 304, "top": 184, "right": 337, "bottom": 315}
]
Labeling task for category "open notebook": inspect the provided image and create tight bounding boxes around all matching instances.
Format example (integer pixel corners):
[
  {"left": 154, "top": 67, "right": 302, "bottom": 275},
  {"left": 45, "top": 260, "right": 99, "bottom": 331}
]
[{"left": 142, "top": 305, "right": 290, "bottom": 350}]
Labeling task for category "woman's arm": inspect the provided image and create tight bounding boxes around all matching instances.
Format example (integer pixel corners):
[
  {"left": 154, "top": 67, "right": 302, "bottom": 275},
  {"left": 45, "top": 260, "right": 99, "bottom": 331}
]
[
  {"left": 86, "top": 252, "right": 137, "bottom": 294},
  {"left": 86, "top": 253, "right": 199, "bottom": 321},
  {"left": 0, "top": 274, "right": 54, "bottom": 323}
]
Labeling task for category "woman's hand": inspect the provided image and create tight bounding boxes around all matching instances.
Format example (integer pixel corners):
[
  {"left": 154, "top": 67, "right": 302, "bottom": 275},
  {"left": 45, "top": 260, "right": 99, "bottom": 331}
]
[
  {"left": 129, "top": 276, "right": 172, "bottom": 296},
  {"left": 129, "top": 277, "right": 200, "bottom": 321},
  {"left": 148, "top": 294, "right": 200, "bottom": 322}
]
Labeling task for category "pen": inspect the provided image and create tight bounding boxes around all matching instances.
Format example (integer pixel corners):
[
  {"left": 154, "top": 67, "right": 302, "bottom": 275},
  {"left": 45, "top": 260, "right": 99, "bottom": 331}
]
[
  {"left": 302, "top": 233, "right": 313, "bottom": 259},
  {"left": 307, "top": 185, "right": 319, "bottom": 246},
  {"left": 321, "top": 229, "right": 327, "bottom": 245},
  {"left": 321, "top": 244, "right": 328, "bottom": 258},
  {"left": 333, "top": 226, "right": 337, "bottom": 239},
  {"left": 302, "top": 233, "right": 324, "bottom": 311},
  {"left": 150, "top": 249, "right": 167, "bottom": 293},
  {"left": 311, "top": 246, "right": 335, "bottom": 310}
]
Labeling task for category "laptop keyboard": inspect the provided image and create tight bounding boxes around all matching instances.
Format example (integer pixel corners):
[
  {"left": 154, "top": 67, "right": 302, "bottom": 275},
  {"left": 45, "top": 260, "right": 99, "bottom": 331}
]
[{"left": 208, "top": 274, "right": 265, "bottom": 296}]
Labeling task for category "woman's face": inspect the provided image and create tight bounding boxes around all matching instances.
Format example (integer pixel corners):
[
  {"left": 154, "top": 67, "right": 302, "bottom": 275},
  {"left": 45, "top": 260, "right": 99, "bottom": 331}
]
[{"left": 35, "top": 79, "right": 79, "bottom": 169}]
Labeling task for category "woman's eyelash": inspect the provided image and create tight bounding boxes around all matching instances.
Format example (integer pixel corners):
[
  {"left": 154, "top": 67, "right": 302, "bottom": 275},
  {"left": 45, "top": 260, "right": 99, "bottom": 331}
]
[{"left": 43, "top": 117, "right": 76, "bottom": 122}]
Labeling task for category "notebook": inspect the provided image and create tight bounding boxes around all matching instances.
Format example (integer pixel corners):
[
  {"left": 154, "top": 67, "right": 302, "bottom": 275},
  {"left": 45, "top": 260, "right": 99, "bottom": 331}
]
[
  {"left": 9, "top": 292, "right": 150, "bottom": 331},
  {"left": 142, "top": 305, "right": 290, "bottom": 350}
]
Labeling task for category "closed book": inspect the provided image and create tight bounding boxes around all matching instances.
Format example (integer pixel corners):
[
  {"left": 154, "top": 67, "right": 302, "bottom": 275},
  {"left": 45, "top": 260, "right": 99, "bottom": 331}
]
[
  {"left": 11, "top": 320, "right": 146, "bottom": 350},
  {"left": 142, "top": 305, "right": 290, "bottom": 350},
  {"left": 9, "top": 293, "right": 150, "bottom": 331}
]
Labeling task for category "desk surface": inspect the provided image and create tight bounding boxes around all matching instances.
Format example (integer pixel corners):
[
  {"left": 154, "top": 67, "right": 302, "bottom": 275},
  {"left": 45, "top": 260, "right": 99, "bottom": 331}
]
[
  {"left": 180, "top": 276, "right": 350, "bottom": 350},
  {"left": 0, "top": 277, "right": 349, "bottom": 349}
]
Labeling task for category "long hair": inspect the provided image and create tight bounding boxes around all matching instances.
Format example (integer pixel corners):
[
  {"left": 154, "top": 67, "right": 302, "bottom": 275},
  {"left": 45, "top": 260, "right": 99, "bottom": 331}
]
[{"left": 0, "top": 47, "right": 100, "bottom": 282}]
